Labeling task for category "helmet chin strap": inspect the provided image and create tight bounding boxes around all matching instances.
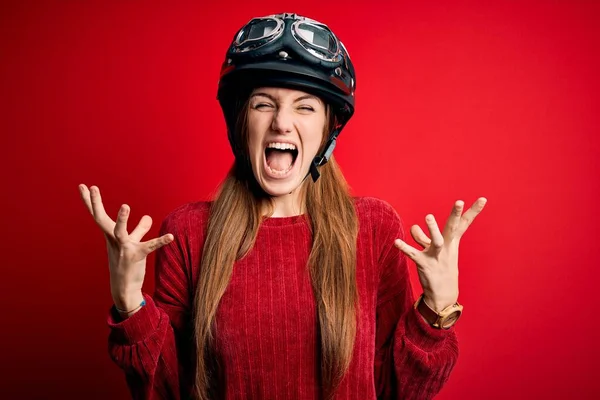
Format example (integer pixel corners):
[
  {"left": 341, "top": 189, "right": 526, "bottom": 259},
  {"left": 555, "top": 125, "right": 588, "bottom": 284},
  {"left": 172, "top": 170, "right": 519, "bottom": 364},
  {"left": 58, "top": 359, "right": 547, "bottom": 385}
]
[
  {"left": 306, "top": 137, "right": 336, "bottom": 182},
  {"left": 304, "top": 129, "right": 339, "bottom": 183},
  {"left": 287, "top": 129, "right": 340, "bottom": 195},
  {"left": 309, "top": 131, "right": 338, "bottom": 182}
]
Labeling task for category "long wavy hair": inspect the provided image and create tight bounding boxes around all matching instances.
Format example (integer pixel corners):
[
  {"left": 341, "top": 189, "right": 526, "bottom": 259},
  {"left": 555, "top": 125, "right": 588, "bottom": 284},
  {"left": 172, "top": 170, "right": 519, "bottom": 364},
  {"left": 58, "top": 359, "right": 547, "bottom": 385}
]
[{"left": 193, "top": 97, "right": 359, "bottom": 399}]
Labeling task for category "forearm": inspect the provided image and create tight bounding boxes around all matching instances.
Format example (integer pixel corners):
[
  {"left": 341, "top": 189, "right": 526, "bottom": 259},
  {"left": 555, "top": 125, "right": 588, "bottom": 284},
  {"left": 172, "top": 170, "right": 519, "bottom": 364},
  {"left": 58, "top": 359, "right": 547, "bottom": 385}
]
[
  {"left": 108, "top": 294, "right": 184, "bottom": 399},
  {"left": 392, "top": 307, "right": 458, "bottom": 400}
]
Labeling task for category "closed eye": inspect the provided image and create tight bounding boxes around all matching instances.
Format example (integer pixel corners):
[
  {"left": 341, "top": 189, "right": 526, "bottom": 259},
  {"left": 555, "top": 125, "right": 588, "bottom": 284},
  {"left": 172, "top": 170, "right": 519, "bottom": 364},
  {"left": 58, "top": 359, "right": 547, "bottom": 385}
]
[{"left": 254, "top": 103, "right": 274, "bottom": 110}]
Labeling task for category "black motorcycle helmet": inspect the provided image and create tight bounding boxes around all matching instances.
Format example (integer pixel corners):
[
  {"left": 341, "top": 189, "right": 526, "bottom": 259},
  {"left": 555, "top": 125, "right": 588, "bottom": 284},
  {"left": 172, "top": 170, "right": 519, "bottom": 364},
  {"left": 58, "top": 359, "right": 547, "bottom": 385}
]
[{"left": 217, "top": 13, "right": 356, "bottom": 181}]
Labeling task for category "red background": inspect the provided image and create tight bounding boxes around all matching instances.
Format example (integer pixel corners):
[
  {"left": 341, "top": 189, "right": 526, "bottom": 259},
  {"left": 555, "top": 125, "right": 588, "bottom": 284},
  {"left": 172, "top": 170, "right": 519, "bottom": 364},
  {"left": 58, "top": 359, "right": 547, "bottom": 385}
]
[{"left": 1, "top": 0, "right": 599, "bottom": 398}]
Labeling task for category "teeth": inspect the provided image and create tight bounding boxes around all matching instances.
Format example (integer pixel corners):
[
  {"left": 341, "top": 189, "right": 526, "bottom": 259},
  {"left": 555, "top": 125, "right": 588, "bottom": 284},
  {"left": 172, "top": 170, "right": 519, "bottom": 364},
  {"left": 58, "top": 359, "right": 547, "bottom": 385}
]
[
  {"left": 267, "top": 142, "right": 297, "bottom": 151},
  {"left": 267, "top": 163, "right": 294, "bottom": 175}
]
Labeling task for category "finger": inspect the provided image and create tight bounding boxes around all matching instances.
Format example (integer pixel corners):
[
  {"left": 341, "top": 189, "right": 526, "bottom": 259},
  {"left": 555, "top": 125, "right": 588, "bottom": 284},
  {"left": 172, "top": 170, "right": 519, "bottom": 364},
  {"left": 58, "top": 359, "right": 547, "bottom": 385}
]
[
  {"left": 458, "top": 197, "right": 488, "bottom": 233},
  {"left": 130, "top": 215, "right": 153, "bottom": 242},
  {"left": 114, "top": 204, "right": 130, "bottom": 243},
  {"left": 89, "top": 186, "right": 116, "bottom": 235},
  {"left": 425, "top": 214, "right": 444, "bottom": 253},
  {"left": 410, "top": 224, "right": 432, "bottom": 248},
  {"left": 394, "top": 238, "right": 422, "bottom": 263},
  {"left": 141, "top": 233, "right": 175, "bottom": 256},
  {"left": 78, "top": 184, "right": 94, "bottom": 216},
  {"left": 442, "top": 200, "right": 465, "bottom": 240}
]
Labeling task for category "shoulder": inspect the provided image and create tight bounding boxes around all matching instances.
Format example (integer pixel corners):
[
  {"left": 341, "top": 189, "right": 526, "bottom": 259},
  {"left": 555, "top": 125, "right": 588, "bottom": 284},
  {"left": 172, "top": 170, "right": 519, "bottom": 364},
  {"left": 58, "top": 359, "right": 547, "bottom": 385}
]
[
  {"left": 159, "top": 200, "right": 212, "bottom": 235},
  {"left": 353, "top": 197, "right": 406, "bottom": 260},
  {"left": 354, "top": 196, "right": 398, "bottom": 216},
  {"left": 354, "top": 196, "right": 404, "bottom": 233},
  {"left": 354, "top": 198, "right": 409, "bottom": 282}
]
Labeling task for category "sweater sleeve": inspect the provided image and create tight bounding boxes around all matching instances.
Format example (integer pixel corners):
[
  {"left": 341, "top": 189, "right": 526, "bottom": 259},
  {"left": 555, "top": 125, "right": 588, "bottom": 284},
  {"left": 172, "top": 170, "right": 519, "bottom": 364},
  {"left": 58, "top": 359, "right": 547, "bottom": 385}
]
[
  {"left": 373, "top": 201, "right": 459, "bottom": 399},
  {"left": 106, "top": 209, "right": 195, "bottom": 400}
]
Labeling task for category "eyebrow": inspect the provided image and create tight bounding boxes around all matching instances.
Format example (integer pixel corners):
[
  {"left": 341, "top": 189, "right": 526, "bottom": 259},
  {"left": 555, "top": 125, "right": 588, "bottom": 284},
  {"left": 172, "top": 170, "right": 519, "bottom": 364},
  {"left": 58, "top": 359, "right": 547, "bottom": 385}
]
[{"left": 250, "top": 92, "right": 321, "bottom": 103}]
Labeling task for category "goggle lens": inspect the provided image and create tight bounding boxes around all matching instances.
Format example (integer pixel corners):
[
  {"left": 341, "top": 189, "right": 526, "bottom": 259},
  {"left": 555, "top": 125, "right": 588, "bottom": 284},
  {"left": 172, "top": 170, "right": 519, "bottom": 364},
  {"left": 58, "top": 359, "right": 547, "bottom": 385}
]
[
  {"left": 296, "top": 23, "right": 337, "bottom": 53},
  {"left": 293, "top": 21, "right": 340, "bottom": 61},
  {"left": 235, "top": 18, "right": 281, "bottom": 50}
]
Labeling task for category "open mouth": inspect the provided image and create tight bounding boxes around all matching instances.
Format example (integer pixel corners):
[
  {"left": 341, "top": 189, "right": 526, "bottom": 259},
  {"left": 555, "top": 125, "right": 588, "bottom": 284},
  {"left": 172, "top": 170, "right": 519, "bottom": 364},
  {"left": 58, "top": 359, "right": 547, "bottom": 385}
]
[{"left": 264, "top": 142, "right": 299, "bottom": 176}]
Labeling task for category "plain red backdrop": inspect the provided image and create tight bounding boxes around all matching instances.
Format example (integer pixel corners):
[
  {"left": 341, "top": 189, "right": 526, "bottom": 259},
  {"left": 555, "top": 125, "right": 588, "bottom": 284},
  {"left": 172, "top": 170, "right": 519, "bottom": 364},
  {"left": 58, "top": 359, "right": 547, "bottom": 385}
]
[{"left": 1, "top": 0, "right": 599, "bottom": 398}]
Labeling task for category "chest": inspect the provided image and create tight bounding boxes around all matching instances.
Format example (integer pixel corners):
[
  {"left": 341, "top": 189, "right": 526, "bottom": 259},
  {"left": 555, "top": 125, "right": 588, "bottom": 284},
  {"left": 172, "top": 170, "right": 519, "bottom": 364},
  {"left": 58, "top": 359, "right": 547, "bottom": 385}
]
[{"left": 213, "top": 224, "right": 380, "bottom": 352}]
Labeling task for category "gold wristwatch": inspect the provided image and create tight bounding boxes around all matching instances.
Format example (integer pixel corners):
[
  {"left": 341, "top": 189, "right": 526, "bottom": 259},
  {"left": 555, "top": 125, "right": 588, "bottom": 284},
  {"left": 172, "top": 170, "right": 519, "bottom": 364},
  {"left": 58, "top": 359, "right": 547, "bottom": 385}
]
[{"left": 414, "top": 294, "right": 463, "bottom": 329}]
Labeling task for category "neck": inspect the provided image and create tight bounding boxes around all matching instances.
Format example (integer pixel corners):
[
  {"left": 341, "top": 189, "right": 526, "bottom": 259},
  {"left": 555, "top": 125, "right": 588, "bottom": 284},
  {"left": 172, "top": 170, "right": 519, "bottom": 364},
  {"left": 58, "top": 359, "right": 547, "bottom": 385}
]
[{"left": 262, "top": 184, "right": 307, "bottom": 218}]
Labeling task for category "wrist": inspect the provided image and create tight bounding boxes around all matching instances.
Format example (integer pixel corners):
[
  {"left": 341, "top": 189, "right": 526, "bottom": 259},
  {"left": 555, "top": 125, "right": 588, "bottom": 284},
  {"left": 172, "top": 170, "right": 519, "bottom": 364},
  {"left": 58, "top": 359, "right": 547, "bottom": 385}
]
[
  {"left": 112, "top": 290, "right": 144, "bottom": 311},
  {"left": 415, "top": 294, "right": 463, "bottom": 329},
  {"left": 423, "top": 292, "right": 458, "bottom": 313}
]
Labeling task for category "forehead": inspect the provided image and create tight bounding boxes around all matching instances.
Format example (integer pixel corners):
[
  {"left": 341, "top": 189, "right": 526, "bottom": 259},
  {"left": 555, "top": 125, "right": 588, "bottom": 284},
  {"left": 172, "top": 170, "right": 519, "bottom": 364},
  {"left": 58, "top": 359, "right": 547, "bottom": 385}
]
[{"left": 250, "top": 87, "right": 323, "bottom": 103}]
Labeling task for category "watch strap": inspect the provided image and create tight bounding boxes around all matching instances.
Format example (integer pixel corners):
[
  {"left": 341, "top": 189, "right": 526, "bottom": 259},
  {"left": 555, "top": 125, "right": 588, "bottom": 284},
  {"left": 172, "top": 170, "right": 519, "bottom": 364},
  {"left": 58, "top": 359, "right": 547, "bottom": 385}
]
[
  {"left": 415, "top": 294, "right": 441, "bottom": 327},
  {"left": 414, "top": 294, "right": 463, "bottom": 329}
]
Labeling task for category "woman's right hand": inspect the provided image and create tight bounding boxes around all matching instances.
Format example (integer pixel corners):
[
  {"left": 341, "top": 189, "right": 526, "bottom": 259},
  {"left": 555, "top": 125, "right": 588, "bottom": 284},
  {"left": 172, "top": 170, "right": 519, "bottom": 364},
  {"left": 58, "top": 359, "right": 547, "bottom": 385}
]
[{"left": 78, "top": 184, "right": 174, "bottom": 314}]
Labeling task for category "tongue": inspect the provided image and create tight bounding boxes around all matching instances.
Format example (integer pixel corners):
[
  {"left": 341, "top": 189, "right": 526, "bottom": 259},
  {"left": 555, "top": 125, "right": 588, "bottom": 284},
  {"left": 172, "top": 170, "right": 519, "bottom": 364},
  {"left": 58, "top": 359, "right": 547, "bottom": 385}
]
[{"left": 266, "top": 150, "right": 293, "bottom": 171}]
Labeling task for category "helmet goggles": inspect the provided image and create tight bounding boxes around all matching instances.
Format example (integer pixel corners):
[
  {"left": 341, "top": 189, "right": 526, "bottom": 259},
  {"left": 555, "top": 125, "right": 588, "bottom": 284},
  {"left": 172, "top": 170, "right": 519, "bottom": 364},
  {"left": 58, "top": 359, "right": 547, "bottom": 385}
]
[{"left": 231, "top": 13, "right": 345, "bottom": 66}]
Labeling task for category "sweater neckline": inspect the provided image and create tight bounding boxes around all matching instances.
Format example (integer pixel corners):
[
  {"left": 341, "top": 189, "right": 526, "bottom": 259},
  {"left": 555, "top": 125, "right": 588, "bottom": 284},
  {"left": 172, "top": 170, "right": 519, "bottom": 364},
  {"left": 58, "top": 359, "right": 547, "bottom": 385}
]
[{"left": 260, "top": 213, "right": 308, "bottom": 227}]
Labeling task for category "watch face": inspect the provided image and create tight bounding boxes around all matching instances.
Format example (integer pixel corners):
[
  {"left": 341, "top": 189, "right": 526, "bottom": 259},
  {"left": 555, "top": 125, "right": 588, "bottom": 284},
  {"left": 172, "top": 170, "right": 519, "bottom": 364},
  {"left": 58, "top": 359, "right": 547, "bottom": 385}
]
[{"left": 441, "top": 311, "right": 461, "bottom": 329}]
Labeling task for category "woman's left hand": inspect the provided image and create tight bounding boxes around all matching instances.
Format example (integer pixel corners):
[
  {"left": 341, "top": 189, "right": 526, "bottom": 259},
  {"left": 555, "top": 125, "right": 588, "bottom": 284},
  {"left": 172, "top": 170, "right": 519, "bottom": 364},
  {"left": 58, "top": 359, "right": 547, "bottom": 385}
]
[{"left": 394, "top": 197, "right": 487, "bottom": 311}]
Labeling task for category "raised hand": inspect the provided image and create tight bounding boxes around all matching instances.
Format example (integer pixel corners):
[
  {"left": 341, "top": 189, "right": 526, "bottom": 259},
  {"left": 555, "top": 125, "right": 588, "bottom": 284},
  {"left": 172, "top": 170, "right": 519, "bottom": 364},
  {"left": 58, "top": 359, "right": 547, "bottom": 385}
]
[
  {"left": 78, "top": 184, "right": 174, "bottom": 314},
  {"left": 394, "top": 197, "right": 487, "bottom": 311}
]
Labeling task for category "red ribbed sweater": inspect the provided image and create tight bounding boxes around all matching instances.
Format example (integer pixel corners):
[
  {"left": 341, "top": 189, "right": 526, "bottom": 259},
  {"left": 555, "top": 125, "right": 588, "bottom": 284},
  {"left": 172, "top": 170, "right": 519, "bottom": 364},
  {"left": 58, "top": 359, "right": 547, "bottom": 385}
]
[{"left": 107, "top": 197, "right": 458, "bottom": 399}]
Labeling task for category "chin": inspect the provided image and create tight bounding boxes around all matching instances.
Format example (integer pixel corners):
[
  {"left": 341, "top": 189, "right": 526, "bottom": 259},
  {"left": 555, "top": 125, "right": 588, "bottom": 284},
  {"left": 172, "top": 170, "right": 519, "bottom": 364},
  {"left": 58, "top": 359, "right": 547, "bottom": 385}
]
[
  {"left": 261, "top": 181, "right": 300, "bottom": 197},
  {"left": 253, "top": 159, "right": 312, "bottom": 199},
  {"left": 256, "top": 169, "right": 307, "bottom": 198}
]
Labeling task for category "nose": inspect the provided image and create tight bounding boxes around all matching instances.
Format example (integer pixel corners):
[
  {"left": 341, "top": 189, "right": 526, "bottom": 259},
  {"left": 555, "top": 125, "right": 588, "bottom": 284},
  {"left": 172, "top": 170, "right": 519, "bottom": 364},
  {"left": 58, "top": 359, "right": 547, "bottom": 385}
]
[{"left": 271, "top": 107, "right": 294, "bottom": 134}]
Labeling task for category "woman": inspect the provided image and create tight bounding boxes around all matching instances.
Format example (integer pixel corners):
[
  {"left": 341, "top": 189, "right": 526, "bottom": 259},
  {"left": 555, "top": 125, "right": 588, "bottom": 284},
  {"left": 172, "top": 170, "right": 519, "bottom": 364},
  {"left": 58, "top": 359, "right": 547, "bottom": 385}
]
[{"left": 79, "top": 13, "right": 487, "bottom": 400}]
